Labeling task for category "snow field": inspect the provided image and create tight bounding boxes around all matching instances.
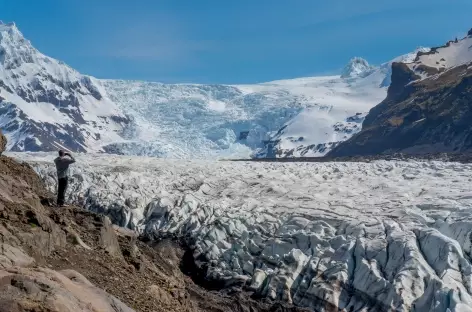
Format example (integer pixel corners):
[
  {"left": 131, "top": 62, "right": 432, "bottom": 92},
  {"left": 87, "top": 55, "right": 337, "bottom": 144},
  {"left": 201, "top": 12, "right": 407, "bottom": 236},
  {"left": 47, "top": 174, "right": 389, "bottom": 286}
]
[
  {"left": 410, "top": 36, "right": 472, "bottom": 71},
  {"left": 10, "top": 152, "right": 472, "bottom": 312}
]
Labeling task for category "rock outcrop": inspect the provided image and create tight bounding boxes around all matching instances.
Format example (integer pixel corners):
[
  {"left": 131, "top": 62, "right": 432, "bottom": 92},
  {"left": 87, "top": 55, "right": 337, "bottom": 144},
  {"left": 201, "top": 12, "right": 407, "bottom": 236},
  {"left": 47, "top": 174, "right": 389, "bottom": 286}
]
[
  {"left": 0, "top": 129, "right": 5, "bottom": 155},
  {"left": 0, "top": 267, "right": 135, "bottom": 312}
]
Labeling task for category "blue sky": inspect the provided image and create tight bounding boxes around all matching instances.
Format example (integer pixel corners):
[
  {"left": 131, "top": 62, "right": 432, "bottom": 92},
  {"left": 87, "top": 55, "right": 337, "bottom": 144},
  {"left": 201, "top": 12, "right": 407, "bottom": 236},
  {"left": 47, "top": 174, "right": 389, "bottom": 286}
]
[{"left": 2, "top": 0, "right": 472, "bottom": 84}]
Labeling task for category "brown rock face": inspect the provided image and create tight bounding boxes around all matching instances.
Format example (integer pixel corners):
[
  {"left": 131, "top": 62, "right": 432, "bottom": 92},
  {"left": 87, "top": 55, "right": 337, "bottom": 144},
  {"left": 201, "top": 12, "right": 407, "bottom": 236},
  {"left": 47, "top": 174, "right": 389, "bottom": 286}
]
[{"left": 99, "top": 216, "right": 125, "bottom": 260}]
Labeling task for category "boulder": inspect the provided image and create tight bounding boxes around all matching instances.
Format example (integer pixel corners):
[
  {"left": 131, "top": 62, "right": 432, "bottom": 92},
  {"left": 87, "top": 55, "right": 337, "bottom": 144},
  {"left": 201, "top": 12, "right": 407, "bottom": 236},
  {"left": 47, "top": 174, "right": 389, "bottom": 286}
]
[{"left": 99, "top": 216, "right": 124, "bottom": 260}]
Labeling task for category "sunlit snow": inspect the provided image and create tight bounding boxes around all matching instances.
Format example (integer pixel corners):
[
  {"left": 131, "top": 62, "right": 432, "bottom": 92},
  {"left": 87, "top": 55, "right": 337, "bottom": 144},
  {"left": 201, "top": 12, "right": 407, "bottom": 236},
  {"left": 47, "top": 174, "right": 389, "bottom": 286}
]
[{"left": 411, "top": 37, "right": 472, "bottom": 71}]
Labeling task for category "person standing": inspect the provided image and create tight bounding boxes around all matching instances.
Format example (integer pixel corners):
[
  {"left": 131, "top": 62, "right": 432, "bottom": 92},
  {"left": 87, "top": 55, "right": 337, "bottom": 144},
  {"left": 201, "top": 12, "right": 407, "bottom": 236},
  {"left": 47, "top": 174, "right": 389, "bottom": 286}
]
[{"left": 54, "top": 150, "right": 76, "bottom": 206}]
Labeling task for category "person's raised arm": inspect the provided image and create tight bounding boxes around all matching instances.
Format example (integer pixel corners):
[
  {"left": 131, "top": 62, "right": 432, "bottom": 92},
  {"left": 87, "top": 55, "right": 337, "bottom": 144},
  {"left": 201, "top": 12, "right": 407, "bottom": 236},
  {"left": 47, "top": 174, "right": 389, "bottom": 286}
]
[{"left": 65, "top": 152, "right": 76, "bottom": 164}]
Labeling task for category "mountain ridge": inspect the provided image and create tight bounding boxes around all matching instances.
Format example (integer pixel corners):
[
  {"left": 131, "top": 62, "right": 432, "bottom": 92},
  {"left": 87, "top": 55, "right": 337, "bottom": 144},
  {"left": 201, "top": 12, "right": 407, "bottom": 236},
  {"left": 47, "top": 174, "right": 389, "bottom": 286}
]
[
  {"left": 329, "top": 29, "right": 472, "bottom": 157},
  {"left": 0, "top": 21, "right": 441, "bottom": 159}
]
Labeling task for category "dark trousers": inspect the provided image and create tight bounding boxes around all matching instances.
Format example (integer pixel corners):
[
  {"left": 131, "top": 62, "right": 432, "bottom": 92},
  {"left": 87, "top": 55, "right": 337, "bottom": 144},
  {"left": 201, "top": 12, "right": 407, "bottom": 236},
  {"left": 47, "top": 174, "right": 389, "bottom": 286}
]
[{"left": 57, "top": 177, "right": 69, "bottom": 206}]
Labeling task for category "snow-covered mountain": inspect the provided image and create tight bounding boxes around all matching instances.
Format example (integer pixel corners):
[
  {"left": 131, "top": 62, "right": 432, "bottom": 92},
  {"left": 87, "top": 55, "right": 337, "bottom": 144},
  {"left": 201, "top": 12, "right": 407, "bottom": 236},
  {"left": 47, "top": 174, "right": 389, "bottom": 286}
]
[
  {"left": 100, "top": 50, "right": 433, "bottom": 159},
  {"left": 254, "top": 50, "right": 429, "bottom": 158},
  {"left": 0, "top": 21, "right": 130, "bottom": 152},
  {"left": 0, "top": 21, "right": 428, "bottom": 158},
  {"left": 340, "top": 57, "right": 375, "bottom": 78}
]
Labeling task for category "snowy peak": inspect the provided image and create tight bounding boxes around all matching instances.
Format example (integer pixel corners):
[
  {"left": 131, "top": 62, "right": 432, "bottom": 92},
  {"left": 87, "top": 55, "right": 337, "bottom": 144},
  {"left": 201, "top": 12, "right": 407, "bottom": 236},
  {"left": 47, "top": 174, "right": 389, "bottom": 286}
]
[
  {"left": 0, "top": 21, "right": 19, "bottom": 32},
  {"left": 0, "top": 21, "right": 33, "bottom": 67},
  {"left": 340, "top": 57, "right": 374, "bottom": 78},
  {"left": 0, "top": 22, "right": 130, "bottom": 152}
]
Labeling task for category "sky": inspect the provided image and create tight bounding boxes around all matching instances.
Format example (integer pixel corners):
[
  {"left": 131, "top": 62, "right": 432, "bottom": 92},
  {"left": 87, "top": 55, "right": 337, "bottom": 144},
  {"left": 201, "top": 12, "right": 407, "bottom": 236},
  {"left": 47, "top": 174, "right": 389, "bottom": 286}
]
[{"left": 1, "top": 0, "right": 472, "bottom": 84}]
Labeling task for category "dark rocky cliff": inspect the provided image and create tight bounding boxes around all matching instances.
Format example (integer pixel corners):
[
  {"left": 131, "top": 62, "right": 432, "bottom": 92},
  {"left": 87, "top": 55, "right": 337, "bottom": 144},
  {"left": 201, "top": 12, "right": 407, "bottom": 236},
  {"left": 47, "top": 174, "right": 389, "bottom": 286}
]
[{"left": 329, "top": 60, "right": 472, "bottom": 157}]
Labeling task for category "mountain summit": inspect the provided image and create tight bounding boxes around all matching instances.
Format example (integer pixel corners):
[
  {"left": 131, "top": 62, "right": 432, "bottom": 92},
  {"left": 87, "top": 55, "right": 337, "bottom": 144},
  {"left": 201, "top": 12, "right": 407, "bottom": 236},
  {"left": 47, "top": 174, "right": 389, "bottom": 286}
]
[
  {"left": 340, "top": 57, "right": 375, "bottom": 79},
  {"left": 0, "top": 21, "right": 33, "bottom": 68}
]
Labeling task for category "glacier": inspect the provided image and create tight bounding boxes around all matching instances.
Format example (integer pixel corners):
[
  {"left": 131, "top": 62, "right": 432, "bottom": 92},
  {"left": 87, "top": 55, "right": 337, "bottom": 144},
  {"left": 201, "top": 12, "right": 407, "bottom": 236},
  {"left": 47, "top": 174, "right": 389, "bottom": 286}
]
[
  {"left": 101, "top": 73, "right": 388, "bottom": 159},
  {"left": 10, "top": 151, "right": 472, "bottom": 312}
]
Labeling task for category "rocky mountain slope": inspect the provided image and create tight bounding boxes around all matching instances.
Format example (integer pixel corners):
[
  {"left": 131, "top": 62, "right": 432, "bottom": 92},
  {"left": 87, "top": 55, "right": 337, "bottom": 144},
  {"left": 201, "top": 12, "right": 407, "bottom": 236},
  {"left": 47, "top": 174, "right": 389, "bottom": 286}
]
[
  {"left": 0, "top": 21, "right": 426, "bottom": 159},
  {"left": 11, "top": 151, "right": 472, "bottom": 312},
  {"left": 329, "top": 29, "right": 472, "bottom": 157},
  {"left": 0, "top": 135, "right": 308, "bottom": 311},
  {"left": 0, "top": 21, "right": 131, "bottom": 153},
  {"left": 252, "top": 49, "right": 430, "bottom": 158}
]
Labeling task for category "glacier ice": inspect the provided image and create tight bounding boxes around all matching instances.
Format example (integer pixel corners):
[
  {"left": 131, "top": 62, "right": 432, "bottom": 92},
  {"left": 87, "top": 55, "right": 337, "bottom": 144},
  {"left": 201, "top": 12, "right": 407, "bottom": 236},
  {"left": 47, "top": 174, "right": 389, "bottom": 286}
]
[
  {"left": 101, "top": 76, "right": 387, "bottom": 159},
  {"left": 10, "top": 152, "right": 472, "bottom": 311}
]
